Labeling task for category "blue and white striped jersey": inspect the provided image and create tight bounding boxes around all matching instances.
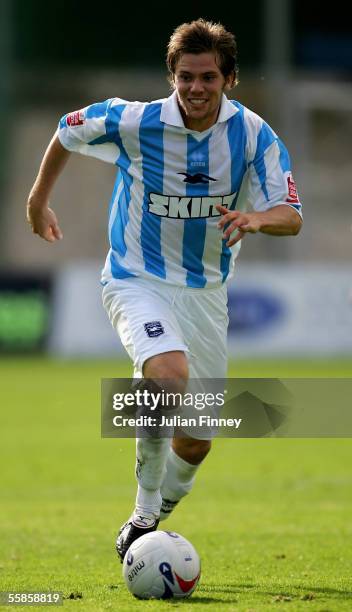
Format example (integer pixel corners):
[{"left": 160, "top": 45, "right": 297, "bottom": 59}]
[{"left": 58, "top": 92, "right": 302, "bottom": 288}]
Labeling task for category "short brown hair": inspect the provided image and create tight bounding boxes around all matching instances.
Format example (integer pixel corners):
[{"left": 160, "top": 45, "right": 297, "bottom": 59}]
[{"left": 167, "top": 18, "right": 238, "bottom": 85}]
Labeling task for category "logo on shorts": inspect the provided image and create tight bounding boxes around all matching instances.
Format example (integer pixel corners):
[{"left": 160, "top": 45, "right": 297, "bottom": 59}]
[{"left": 144, "top": 321, "right": 164, "bottom": 337}]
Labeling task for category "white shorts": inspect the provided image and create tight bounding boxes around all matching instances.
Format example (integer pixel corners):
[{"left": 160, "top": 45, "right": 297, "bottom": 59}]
[{"left": 102, "top": 276, "right": 229, "bottom": 379}]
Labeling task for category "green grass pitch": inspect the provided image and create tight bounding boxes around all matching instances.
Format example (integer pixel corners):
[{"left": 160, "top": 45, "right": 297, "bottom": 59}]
[{"left": 1, "top": 357, "right": 352, "bottom": 610}]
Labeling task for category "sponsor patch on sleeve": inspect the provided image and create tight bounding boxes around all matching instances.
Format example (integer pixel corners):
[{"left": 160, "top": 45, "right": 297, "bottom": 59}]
[
  {"left": 66, "top": 110, "right": 85, "bottom": 127},
  {"left": 286, "top": 175, "right": 299, "bottom": 203}
]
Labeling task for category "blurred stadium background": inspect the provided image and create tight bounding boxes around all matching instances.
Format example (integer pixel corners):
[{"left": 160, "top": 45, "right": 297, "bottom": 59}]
[{"left": 0, "top": 0, "right": 351, "bottom": 362}]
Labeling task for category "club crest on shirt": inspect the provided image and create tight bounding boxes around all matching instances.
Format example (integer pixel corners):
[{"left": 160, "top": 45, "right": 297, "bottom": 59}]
[
  {"left": 177, "top": 172, "right": 217, "bottom": 184},
  {"left": 66, "top": 110, "right": 85, "bottom": 127},
  {"left": 148, "top": 192, "right": 237, "bottom": 219}
]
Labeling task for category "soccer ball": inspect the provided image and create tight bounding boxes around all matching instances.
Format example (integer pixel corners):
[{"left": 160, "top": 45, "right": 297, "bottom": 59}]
[{"left": 122, "top": 531, "right": 201, "bottom": 599}]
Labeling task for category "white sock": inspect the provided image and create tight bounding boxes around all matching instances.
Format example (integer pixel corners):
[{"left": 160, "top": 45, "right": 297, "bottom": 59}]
[
  {"left": 135, "top": 485, "right": 162, "bottom": 520},
  {"left": 134, "top": 437, "right": 171, "bottom": 518},
  {"left": 159, "top": 448, "right": 200, "bottom": 521}
]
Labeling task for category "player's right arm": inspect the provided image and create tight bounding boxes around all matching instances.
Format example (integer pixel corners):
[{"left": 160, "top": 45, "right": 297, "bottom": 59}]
[
  {"left": 27, "top": 133, "right": 70, "bottom": 242},
  {"left": 27, "top": 98, "right": 127, "bottom": 243}
]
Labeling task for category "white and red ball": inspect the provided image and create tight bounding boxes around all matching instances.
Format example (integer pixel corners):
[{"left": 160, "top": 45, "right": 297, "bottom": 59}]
[{"left": 122, "top": 531, "right": 201, "bottom": 599}]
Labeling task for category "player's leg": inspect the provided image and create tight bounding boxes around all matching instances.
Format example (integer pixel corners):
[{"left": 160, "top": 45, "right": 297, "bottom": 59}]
[
  {"left": 102, "top": 278, "right": 190, "bottom": 559},
  {"left": 117, "top": 350, "right": 189, "bottom": 559},
  {"left": 159, "top": 283, "right": 228, "bottom": 521},
  {"left": 134, "top": 351, "right": 188, "bottom": 519},
  {"left": 160, "top": 436, "right": 211, "bottom": 520}
]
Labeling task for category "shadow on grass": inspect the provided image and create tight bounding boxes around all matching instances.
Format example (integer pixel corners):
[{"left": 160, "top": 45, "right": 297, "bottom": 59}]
[
  {"left": 108, "top": 583, "right": 352, "bottom": 605},
  {"left": 188, "top": 585, "right": 240, "bottom": 604},
  {"left": 235, "top": 582, "right": 352, "bottom": 600},
  {"left": 174, "top": 596, "right": 238, "bottom": 604},
  {"left": 197, "top": 582, "right": 352, "bottom": 602},
  {"left": 287, "top": 585, "right": 352, "bottom": 598}
]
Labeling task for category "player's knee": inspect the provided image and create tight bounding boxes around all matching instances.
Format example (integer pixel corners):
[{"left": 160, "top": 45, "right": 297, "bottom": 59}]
[
  {"left": 172, "top": 438, "right": 211, "bottom": 465},
  {"left": 143, "top": 351, "right": 189, "bottom": 392}
]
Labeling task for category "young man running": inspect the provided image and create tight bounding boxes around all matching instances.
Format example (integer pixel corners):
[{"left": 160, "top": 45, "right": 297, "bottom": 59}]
[{"left": 27, "top": 19, "right": 302, "bottom": 561}]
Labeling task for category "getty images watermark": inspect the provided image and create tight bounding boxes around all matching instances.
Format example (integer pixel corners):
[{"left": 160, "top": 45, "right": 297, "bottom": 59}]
[
  {"left": 101, "top": 378, "right": 290, "bottom": 439},
  {"left": 111, "top": 385, "right": 241, "bottom": 431},
  {"left": 101, "top": 378, "right": 352, "bottom": 438}
]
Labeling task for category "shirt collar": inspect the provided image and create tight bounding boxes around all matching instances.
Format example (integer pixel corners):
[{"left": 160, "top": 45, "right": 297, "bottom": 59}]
[{"left": 160, "top": 90, "right": 238, "bottom": 130}]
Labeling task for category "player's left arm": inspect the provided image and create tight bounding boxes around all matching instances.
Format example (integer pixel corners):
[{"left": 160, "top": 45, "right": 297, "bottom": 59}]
[
  {"left": 216, "top": 204, "right": 302, "bottom": 247},
  {"left": 219, "top": 122, "right": 303, "bottom": 247}
]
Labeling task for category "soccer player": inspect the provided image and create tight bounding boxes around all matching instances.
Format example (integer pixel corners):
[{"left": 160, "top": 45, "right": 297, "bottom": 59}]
[{"left": 27, "top": 19, "right": 302, "bottom": 560}]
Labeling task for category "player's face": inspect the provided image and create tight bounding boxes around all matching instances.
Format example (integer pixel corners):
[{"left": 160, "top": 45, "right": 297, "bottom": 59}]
[{"left": 174, "top": 52, "right": 233, "bottom": 132}]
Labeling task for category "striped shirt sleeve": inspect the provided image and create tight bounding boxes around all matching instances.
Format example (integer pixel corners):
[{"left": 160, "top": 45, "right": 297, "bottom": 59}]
[
  {"left": 246, "top": 117, "right": 302, "bottom": 216},
  {"left": 57, "top": 98, "right": 124, "bottom": 164}
]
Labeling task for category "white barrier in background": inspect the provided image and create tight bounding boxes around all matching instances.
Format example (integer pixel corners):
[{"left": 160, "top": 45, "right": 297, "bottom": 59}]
[
  {"left": 49, "top": 262, "right": 123, "bottom": 357},
  {"left": 49, "top": 262, "right": 352, "bottom": 357},
  {"left": 227, "top": 264, "right": 352, "bottom": 355}
]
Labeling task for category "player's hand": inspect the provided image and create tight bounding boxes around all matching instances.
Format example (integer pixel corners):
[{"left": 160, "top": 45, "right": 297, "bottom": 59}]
[
  {"left": 216, "top": 205, "right": 261, "bottom": 247},
  {"left": 26, "top": 201, "right": 63, "bottom": 243}
]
